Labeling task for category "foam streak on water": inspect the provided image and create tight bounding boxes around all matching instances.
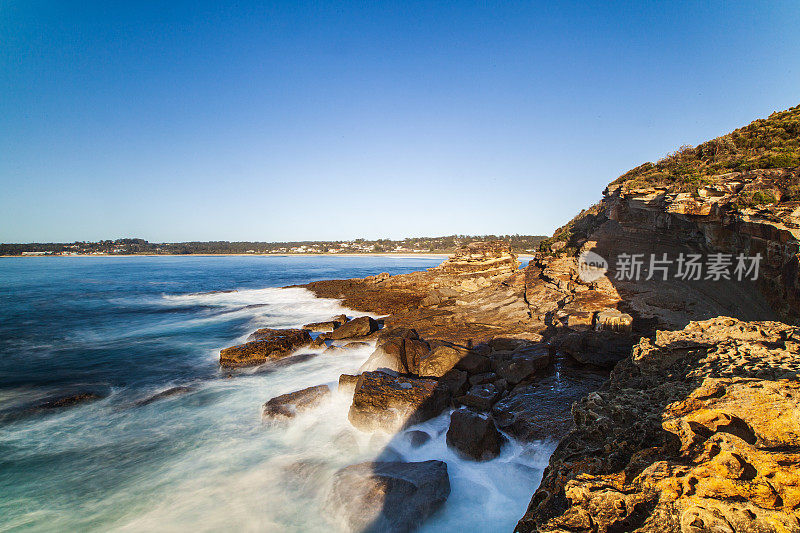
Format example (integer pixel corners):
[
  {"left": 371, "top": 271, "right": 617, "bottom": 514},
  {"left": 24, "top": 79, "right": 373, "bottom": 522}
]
[{"left": 0, "top": 257, "right": 552, "bottom": 532}]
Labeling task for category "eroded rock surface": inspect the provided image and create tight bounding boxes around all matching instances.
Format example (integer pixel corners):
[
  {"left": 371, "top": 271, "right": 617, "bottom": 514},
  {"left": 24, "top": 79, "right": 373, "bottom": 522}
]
[{"left": 516, "top": 317, "right": 800, "bottom": 533}]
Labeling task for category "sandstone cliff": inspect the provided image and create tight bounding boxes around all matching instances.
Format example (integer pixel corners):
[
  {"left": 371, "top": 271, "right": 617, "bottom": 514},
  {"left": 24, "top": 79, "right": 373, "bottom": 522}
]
[{"left": 297, "top": 104, "right": 800, "bottom": 532}]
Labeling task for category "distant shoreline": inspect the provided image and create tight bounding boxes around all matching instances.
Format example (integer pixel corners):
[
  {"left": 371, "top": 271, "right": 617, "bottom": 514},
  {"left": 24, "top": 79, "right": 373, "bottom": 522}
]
[{"left": 0, "top": 253, "right": 536, "bottom": 259}]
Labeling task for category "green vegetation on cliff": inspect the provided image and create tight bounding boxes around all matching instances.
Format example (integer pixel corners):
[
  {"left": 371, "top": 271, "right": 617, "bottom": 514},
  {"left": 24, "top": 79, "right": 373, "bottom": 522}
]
[{"left": 611, "top": 104, "right": 800, "bottom": 191}]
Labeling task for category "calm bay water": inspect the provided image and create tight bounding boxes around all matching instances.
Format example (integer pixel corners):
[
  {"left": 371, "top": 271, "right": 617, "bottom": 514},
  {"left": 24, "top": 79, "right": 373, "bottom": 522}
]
[{"left": 0, "top": 256, "right": 551, "bottom": 532}]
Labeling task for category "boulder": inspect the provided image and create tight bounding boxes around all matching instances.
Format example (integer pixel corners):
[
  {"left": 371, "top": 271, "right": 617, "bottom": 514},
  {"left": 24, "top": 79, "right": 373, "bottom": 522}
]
[
  {"left": 359, "top": 337, "right": 406, "bottom": 374},
  {"left": 417, "top": 342, "right": 471, "bottom": 378},
  {"left": 262, "top": 385, "right": 330, "bottom": 420},
  {"left": 436, "top": 368, "right": 469, "bottom": 397},
  {"left": 326, "top": 316, "right": 379, "bottom": 340},
  {"left": 32, "top": 392, "right": 103, "bottom": 411},
  {"left": 376, "top": 327, "right": 419, "bottom": 343},
  {"left": 338, "top": 374, "right": 360, "bottom": 395},
  {"left": 326, "top": 460, "right": 450, "bottom": 533},
  {"left": 403, "top": 338, "right": 431, "bottom": 374},
  {"left": 330, "top": 314, "right": 349, "bottom": 324},
  {"left": 446, "top": 409, "right": 504, "bottom": 461},
  {"left": 493, "top": 344, "right": 550, "bottom": 385},
  {"left": 454, "top": 352, "right": 491, "bottom": 374},
  {"left": 303, "top": 321, "right": 340, "bottom": 333},
  {"left": 594, "top": 309, "right": 633, "bottom": 333},
  {"left": 404, "top": 430, "right": 432, "bottom": 448},
  {"left": 246, "top": 327, "right": 311, "bottom": 343},
  {"left": 221, "top": 328, "right": 312, "bottom": 367},
  {"left": 348, "top": 371, "right": 448, "bottom": 433},
  {"left": 456, "top": 382, "right": 502, "bottom": 411}
]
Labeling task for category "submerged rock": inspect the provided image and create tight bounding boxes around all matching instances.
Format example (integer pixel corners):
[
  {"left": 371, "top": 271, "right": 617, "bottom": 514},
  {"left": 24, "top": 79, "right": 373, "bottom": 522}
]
[
  {"left": 262, "top": 384, "right": 330, "bottom": 420},
  {"left": 135, "top": 386, "right": 194, "bottom": 406},
  {"left": 446, "top": 408, "right": 504, "bottom": 461},
  {"left": 32, "top": 392, "right": 103, "bottom": 411},
  {"left": 220, "top": 328, "right": 312, "bottom": 367},
  {"left": 348, "top": 371, "right": 448, "bottom": 433},
  {"left": 326, "top": 460, "right": 450, "bottom": 533}
]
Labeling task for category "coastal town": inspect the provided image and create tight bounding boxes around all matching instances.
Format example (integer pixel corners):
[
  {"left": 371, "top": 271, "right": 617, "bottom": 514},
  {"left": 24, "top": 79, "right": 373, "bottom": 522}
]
[{"left": 3, "top": 235, "right": 546, "bottom": 257}]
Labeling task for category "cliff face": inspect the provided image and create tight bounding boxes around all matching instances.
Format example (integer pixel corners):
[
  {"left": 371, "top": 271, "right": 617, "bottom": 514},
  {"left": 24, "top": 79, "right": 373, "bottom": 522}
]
[{"left": 516, "top": 105, "right": 800, "bottom": 532}]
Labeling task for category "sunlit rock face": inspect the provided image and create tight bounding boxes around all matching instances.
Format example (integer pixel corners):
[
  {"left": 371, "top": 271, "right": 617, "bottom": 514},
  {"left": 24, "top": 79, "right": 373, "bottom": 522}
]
[
  {"left": 516, "top": 317, "right": 800, "bottom": 533},
  {"left": 432, "top": 241, "right": 520, "bottom": 292}
]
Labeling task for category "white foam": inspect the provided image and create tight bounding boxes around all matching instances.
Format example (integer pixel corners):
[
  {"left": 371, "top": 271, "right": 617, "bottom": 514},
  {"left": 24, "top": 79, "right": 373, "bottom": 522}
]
[{"left": 2, "top": 287, "right": 552, "bottom": 532}]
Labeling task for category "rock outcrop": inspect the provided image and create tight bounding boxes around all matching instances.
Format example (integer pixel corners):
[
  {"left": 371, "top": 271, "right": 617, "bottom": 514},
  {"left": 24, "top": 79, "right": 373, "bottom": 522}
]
[
  {"left": 348, "top": 371, "right": 449, "bottom": 433},
  {"left": 446, "top": 408, "right": 505, "bottom": 461},
  {"left": 326, "top": 460, "right": 450, "bottom": 532},
  {"left": 220, "top": 328, "right": 312, "bottom": 367},
  {"left": 516, "top": 317, "right": 800, "bottom": 533},
  {"left": 262, "top": 385, "right": 331, "bottom": 420}
]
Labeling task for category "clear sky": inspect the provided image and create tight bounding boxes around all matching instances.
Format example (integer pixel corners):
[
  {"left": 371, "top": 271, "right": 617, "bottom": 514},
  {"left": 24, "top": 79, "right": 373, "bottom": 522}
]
[{"left": 1, "top": 1, "right": 798, "bottom": 243}]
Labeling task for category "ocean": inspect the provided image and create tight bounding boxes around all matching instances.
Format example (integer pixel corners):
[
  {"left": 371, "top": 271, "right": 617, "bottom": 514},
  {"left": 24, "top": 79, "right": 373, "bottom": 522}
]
[{"left": 0, "top": 256, "right": 552, "bottom": 532}]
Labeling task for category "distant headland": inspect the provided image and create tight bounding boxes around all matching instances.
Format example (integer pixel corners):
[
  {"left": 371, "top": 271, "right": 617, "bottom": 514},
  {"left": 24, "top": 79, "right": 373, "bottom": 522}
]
[{"left": 0, "top": 235, "right": 547, "bottom": 257}]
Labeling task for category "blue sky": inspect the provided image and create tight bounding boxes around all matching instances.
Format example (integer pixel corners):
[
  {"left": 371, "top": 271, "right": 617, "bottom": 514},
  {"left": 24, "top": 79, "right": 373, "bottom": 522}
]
[{"left": 1, "top": 1, "right": 798, "bottom": 243}]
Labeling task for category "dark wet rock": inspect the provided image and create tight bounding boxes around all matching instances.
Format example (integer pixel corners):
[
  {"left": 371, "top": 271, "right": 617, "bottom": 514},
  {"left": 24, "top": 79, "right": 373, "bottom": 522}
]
[
  {"left": 404, "top": 430, "right": 432, "bottom": 448},
  {"left": 468, "top": 372, "right": 498, "bottom": 386},
  {"left": 456, "top": 382, "right": 502, "bottom": 411},
  {"left": 558, "top": 329, "right": 636, "bottom": 369},
  {"left": 493, "top": 344, "right": 551, "bottom": 385},
  {"left": 348, "top": 371, "right": 448, "bottom": 433},
  {"left": 446, "top": 409, "right": 504, "bottom": 461},
  {"left": 326, "top": 316, "right": 379, "bottom": 340},
  {"left": 436, "top": 368, "right": 469, "bottom": 397},
  {"left": 32, "top": 392, "right": 103, "bottom": 411},
  {"left": 221, "top": 329, "right": 312, "bottom": 367},
  {"left": 454, "top": 351, "right": 491, "bottom": 374},
  {"left": 338, "top": 374, "right": 360, "bottom": 395},
  {"left": 262, "top": 385, "right": 330, "bottom": 420},
  {"left": 492, "top": 361, "right": 609, "bottom": 442},
  {"left": 135, "top": 386, "right": 194, "bottom": 406},
  {"left": 326, "top": 460, "right": 450, "bottom": 533}
]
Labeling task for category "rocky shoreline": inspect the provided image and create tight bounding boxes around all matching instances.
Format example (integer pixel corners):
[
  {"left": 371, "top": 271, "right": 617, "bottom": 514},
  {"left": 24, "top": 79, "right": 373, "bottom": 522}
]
[
  {"left": 216, "top": 108, "right": 800, "bottom": 530},
  {"left": 218, "top": 232, "right": 798, "bottom": 531}
]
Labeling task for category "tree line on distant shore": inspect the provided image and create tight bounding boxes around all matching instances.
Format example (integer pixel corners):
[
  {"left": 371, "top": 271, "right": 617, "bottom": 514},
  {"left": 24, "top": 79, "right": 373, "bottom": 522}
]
[{"left": 1, "top": 235, "right": 547, "bottom": 256}]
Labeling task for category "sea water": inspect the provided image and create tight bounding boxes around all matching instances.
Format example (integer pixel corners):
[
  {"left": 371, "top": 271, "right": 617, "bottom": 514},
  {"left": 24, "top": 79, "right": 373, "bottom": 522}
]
[{"left": 0, "top": 256, "right": 553, "bottom": 532}]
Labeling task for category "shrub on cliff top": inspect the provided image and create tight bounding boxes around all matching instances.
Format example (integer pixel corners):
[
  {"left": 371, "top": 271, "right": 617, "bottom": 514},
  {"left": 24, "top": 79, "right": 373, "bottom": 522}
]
[{"left": 611, "top": 104, "right": 800, "bottom": 190}]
